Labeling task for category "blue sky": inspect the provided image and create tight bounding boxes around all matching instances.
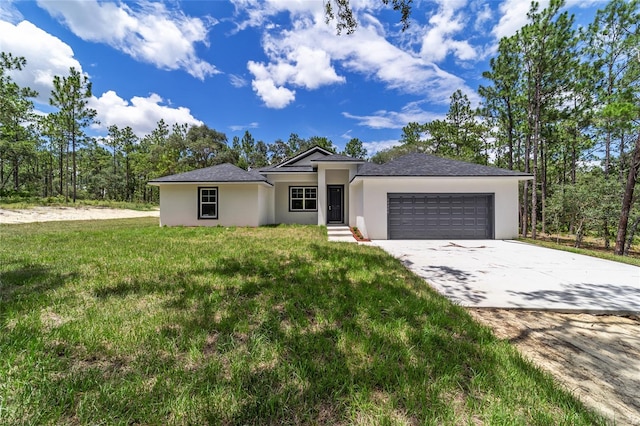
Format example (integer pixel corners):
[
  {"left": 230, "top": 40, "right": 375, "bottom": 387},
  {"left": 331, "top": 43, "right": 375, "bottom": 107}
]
[{"left": 0, "top": 0, "right": 603, "bottom": 155}]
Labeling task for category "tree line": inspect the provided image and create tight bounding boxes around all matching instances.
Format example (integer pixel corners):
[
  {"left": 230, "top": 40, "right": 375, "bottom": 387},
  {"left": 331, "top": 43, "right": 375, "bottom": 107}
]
[{"left": 0, "top": 0, "right": 638, "bottom": 255}]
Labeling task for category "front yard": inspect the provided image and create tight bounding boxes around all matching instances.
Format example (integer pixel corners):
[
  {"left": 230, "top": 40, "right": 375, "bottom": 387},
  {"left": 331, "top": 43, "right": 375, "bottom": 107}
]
[{"left": 0, "top": 219, "right": 605, "bottom": 424}]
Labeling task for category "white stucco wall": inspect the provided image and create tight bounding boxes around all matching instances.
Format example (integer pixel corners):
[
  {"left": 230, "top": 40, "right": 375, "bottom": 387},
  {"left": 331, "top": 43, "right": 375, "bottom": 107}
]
[
  {"left": 356, "top": 177, "right": 521, "bottom": 240},
  {"left": 268, "top": 174, "right": 318, "bottom": 225},
  {"left": 157, "top": 183, "right": 269, "bottom": 227},
  {"left": 258, "top": 185, "right": 275, "bottom": 225}
]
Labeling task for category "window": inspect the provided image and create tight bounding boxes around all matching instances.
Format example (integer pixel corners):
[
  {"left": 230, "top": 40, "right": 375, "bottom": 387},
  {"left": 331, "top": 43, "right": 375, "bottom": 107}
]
[
  {"left": 290, "top": 186, "right": 317, "bottom": 211},
  {"left": 198, "top": 187, "right": 218, "bottom": 219}
]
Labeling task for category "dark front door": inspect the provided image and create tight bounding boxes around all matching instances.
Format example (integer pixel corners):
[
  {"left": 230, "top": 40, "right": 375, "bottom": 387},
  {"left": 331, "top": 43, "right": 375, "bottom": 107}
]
[{"left": 327, "top": 185, "right": 344, "bottom": 223}]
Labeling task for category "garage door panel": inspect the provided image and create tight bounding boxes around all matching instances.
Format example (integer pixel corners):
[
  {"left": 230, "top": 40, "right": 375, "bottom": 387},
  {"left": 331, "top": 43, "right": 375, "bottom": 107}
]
[{"left": 388, "top": 193, "right": 493, "bottom": 239}]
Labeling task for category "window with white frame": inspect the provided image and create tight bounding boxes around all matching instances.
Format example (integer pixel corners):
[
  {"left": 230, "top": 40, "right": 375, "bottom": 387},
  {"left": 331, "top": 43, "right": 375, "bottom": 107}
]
[
  {"left": 199, "top": 187, "right": 218, "bottom": 219},
  {"left": 290, "top": 186, "right": 317, "bottom": 211}
]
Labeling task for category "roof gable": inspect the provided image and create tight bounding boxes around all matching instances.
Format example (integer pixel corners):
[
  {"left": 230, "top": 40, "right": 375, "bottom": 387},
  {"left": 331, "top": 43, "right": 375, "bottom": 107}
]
[
  {"left": 149, "top": 163, "right": 269, "bottom": 183},
  {"left": 276, "top": 145, "right": 334, "bottom": 168},
  {"left": 356, "top": 153, "right": 532, "bottom": 177}
]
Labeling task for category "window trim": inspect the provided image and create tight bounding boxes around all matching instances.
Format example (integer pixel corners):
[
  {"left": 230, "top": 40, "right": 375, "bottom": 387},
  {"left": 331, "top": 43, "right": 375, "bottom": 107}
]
[
  {"left": 289, "top": 186, "right": 318, "bottom": 212},
  {"left": 198, "top": 186, "right": 218, "bottom": 219}
]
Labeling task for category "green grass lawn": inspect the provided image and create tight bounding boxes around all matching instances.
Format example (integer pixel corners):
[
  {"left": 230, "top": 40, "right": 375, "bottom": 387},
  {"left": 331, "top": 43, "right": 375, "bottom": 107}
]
[
  {"left": 1, "top": 219, "right": 605, "bottom": 425},
  {"left": 520, "top": 237, "right": 640, "bottom": 267}
]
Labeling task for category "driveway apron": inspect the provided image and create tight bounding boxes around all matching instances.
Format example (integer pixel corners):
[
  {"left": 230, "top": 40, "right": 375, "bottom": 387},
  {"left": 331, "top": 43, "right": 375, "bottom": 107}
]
[{"left": 374, "top": 240, "right": 640, "bottom": 313}]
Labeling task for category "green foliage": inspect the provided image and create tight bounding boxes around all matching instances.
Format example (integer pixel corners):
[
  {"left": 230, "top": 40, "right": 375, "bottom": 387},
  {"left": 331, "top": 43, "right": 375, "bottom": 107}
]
[
  {"left": 375, "top": 90, "right": 488, "bottom": 164},
  {"left": 546, "top": 170, "right": 622, "bottom": 247},
  {"left": 0, "top": 53, "right": 39, "bottom": 194},
  {"left": 49, "top": 67, "right": 97, "bottom": 202},
  {"left": 342, "top": 137, "right": 367, "bottom": 159}
]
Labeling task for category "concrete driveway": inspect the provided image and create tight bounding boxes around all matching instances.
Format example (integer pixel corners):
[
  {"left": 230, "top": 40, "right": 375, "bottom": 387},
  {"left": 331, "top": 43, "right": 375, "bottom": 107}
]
[{"left": 374, "top": 240, "right": 640, "bottom": 313}]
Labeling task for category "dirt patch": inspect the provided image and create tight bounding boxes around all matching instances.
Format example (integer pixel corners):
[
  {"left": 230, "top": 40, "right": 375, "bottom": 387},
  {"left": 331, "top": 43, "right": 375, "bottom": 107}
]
[
  {"left": 0, "top": 206, "right": 159, "bottom": 224},
  {"left": 469, "top": 309, "right": 640, "bottom": 426}
]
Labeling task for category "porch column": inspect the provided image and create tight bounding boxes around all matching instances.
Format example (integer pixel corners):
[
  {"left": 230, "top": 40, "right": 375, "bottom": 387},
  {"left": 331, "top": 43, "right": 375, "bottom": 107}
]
[{"left": 317, "top": 164, "right": 326, "bottom": 225}]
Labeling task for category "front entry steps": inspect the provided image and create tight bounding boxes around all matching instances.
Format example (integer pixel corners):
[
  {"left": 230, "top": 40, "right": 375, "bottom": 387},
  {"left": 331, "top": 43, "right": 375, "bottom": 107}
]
[{"left": 327, "top": 225, "right": 356, "bottom": 243}]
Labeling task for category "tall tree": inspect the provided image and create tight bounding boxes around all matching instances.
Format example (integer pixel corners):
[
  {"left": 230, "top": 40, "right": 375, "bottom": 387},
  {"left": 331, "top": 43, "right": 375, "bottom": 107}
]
[
  {"left": 239, "top": 130, "right": 255, "bottom": 170},
  {"left": 267, "top": 138, "right": 291, "bottom": 164},
  {"left": 343, "top": 137, "right": 367, "bottom": 159},
  {"left": 49, "top": 67, "right": 97, "bottom": 202},
  {"left": 0, "top": 53, "right": 38, "bottom": 193},
  {"left": 307, "top": 136, "right": 337, "bottom": 153},
  {"left": 287, "top": 133, "right": 305, "bottom": 155},
  {"left": 517, "top": 0, "right": 578, "bottom": 239},
  {"left": 251, "top": 140, "right": 269, "bottom": 168},
  {"left": 443, "top": 90, "right": 486, "bottom": 163},
  {"left": 184, "top": 124, "right": 229, "bottom": 169},
  {"left": 616, "top": 132, "right": 640, "bottom": 255},
  {"left": 583, "top": 0, "right": 640, "bottom": 175},
  {"left": 479, "top": 36, "right": 524, "bottom": 171}
]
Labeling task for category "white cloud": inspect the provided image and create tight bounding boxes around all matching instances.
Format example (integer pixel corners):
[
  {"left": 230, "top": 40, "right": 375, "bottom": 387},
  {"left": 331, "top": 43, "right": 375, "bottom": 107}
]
[
  {"left": 247, "top": 33, "right": 345, "bottom": 108},
  {"left": 0, "top": 0, "right": 22, "bottom": 22},
  {"left": 230, "top": 0, "right": 324, "bottom": 32},
  {"left": 242, "top": 6, "right": 473, "bottom": 108},
  {"left": 473, "top": 2, "right": 493, "bottom": 30},
  {"left": 89, "top": 91, "right": 202, "bottom": 137},
  {"left": 247, "top": 61, "right": 296, "bottom": 108},
  {"left": 229, "top": 74, "right": 248, "bottom": 88},
  {"left": 1, "top": 19, "right": 201, "bottom": 136},
  {"left": 362, "top": 139, "right": 402, "bottom": 155},
  {"left": 0, "top": 20, "right": 82, "bottom": 104},
  {"left": 229, "top": 122, "right": 259, "bottom": 131},
  {"left": 419, "top": 1, "right": 478, "bottom": 62},
  {"left": 343, "top": 102, "right": 445, "bottom": 129},
  {"left": 36, "top": 0, "right": 218, "bottom": 80},
  {"left": 492, "top": 0, "right": 603, "bottom": 42}
]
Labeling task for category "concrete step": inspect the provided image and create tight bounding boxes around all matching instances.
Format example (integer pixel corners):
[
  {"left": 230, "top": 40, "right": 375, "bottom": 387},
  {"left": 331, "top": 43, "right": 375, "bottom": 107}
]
[{"left": 327, "top": 226, "right": 356, "bottom": 242}]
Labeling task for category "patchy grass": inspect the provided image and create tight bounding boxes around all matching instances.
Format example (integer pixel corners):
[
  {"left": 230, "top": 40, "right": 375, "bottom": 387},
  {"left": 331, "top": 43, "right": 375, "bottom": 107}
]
[
  {"left": 0, "top": 196, "right": 156, "bottom": 211},
  {"left": 521, "top": 237, "right": 640, "bottom": 267},
  {"left": 1, "top": 219, "right": 606, "bottom": 424}
]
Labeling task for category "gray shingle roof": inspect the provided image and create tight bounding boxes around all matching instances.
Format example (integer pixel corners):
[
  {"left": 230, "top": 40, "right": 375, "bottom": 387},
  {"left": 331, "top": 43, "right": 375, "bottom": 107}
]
[
  {"left": 356, "top": 153, "right": 532, "bottom": 177},
  {"left": 149, "top": 163, "right": 270, "bottom": 183}
]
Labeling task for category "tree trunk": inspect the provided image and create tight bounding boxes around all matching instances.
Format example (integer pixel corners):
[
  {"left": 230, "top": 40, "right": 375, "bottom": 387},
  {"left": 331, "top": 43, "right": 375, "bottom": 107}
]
[
  {"left": 521, "top": 181, "right": 529, "bottom": 237},
  {"left": 13, "top": 158, "right": 19, "bottom": 191},
  {"left": 531, "top": 87, "right": 540, "bottom": 240},
  {"left": 507, "top": 99, "right": 514, "bottom": 170},
  {"left": 614, "top": 132, "right": 640, "bottom": 256},
  {"left": 541, "top": 136, "right": 547, "bottom": 235},
  {"left": 72, "top": 117, "right": 77, "bottom": 203},
  {"left": 59, "top": 139, "right": 64, "bottom": 196},
  {"left": 65, "top": 139, "right": 69, "bottom": 202},
  {"left": 624, "top": 216, "right": 640, "bottom": 256}
]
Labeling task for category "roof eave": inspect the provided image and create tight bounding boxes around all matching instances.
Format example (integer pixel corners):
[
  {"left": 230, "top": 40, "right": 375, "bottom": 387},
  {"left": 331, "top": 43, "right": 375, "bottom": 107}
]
[
  {"left": 260, "top": 170, "right": 316, "bottom": 175},
  {"left": 352, "top": 174, "right": 533, "bottom": 180},
  {"left": 148, "top": 180, "right": 273, "bottom": 187},
  {"left": 311, "top": 160, "right": 365, "bottom": 165}
]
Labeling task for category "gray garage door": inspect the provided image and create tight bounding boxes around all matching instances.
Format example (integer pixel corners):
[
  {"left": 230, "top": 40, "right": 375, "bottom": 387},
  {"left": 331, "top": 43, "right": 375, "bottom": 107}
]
[{"left": 388, "top": 193, "right": 494, "bottom": 239}]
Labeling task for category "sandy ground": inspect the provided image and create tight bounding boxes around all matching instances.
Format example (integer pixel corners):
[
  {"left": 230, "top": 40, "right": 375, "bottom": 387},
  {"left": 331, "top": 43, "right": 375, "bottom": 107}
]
[
  {"left": 0, "top": 206, "right": 159, "bottom": 224},
  {"left": 470, "top": 309, "right": 640, "bottom": 426}
]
